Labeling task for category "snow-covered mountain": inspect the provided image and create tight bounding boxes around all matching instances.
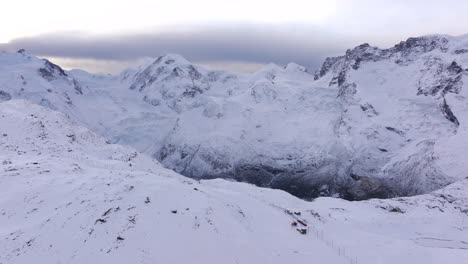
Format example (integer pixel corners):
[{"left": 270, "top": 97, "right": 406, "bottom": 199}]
[
  {"left": 115, "top": 53, "right": 346, "bottom": 199},
  {"left": 1, "top": 100, "right": 467, "bottom": 264},
  {"left": 314, "top": 35, "right": 468, "bottom": 196},
  {"left": 82, "top": 35, "right": 468, "bottom": 200},
  {"left": 0, "top": 49, "right": 84, "bottom": 112},
  {"left": 1, "top": 35, "right": 468, "bottom": 201}
]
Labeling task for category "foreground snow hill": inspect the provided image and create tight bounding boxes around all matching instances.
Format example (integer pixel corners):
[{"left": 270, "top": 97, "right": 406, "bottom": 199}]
[{"left": 1, "top": 100, "right": 467, "bottom": 263}]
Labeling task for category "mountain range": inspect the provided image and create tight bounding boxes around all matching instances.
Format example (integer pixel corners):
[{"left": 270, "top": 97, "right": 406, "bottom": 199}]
[
  {"left": 1, "top": 34, "right": 468, "bottom": 263},
  {"left": 2, "top": 35, "right": 468, "bottom": 200}
]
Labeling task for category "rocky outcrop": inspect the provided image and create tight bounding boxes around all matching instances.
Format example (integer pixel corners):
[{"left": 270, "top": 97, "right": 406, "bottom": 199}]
[
  {"left": 38, "top": 59, "right": 83, "bottom": 95},
  {"left": 0, "top": 90, "right": 12, "bottom": 101},
  {"left": 38, "top": 60, "right": 69, "bottom": 81},
  {"left": 441, "top": 98, "right": 460, "bottom": 126},
  {"left": 417, "top": 60, "right": 463, "bottom": 97}
]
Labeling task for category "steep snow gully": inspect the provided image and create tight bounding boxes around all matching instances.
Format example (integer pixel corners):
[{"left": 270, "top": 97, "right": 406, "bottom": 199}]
[{"left": 2, "top": 34, "right": 468, "bottom": 201}]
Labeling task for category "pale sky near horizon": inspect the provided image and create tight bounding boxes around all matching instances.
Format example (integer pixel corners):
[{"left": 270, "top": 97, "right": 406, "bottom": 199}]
[{"left": 1, "top": 0, "right": 468, "bottom": 73}]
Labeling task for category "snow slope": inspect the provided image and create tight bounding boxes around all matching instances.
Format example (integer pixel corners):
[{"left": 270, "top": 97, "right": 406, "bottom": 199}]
[{"left": 1, "top": 100, "right": 467, "bottom": 264}]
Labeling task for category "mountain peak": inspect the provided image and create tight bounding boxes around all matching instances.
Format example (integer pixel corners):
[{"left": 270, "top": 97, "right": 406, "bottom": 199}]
[
  {"left": 284, "top": 62, "right": 308, "bottom": 72},
  {"left": 153, "top": 53, "right": 191, "bottom": 66},
  {"left": 256, "top": 63, "right": 282, "bottom": 73},
  {"left": 393, "top": 35, "right": 449, "bottom": 54}
]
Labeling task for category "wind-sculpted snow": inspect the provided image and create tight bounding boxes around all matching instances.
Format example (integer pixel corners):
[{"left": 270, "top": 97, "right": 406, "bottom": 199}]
[
  {"left": 1, "top": 35, "right": 468, "bottom": 201},
  {"left": 1, "top": 100, "right": 467, "bottom": 264}
]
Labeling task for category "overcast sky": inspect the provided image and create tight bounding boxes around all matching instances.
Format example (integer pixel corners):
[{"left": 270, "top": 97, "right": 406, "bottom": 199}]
[{"left": 1, "top": 0, "right": 467, "bottom": 73}]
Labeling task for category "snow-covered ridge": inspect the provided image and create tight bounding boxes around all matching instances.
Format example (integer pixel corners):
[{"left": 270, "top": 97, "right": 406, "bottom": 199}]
[
  {"left": 314, "top": 35, "right": 466, "bottom": 99},
  {"left": 1, "top": 99, "right": 467, "bottom": 264},
  {"left": 0, "top": 49, "right": 84, "bottom": 112}
]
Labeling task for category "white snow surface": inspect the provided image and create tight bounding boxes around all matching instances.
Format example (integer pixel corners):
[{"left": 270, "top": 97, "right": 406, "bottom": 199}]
[{"left": 1, "top": 100, "right": 467, "bottom": 264}]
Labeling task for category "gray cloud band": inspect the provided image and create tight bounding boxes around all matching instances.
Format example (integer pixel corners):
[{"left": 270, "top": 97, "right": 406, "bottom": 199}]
[{"left": 0, "top": 24, "right": 351, "bottom": 68}]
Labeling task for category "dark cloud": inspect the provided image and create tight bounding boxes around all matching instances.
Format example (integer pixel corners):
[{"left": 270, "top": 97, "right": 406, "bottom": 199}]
[
  {"left": 0, "top": 24, "right": 355, "bottom": 70},
  {"left": 2, "top": 1, "right": 468, "bottom": 73}
]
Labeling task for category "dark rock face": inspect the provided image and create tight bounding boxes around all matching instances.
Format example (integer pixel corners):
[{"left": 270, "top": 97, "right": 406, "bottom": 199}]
[
  {"left": 171, "top": 67, "right": 184, "bottom": 78},
  {"left": 360, "top": 103, "right": 379, "bottom": 117},
  {"left": 216, "top": 163, "right": 395, "bottom": 201},
  {"left": 393, "top": 36, "right": 449, "bottom": 55},
  {"left": 38, "top": 98, "right": 57, "bottom": 110},
  {"left": 38, "top": 67, "right": 55, "bottom": 81},
  {"left": 158, "top": 144, "right": 177, "bottom": 161},
  {"left": 448, "top": 61, "right": 464, "bottom": 75},
  {"left": 233, "top": 164, "right": 281, "bottom": 188},
  {"left": 345, "top": 174, "right": 394, "bottom": 201},
  {"left": 337, "top": 83, "right": 357, "bottom": 100},
  {"left": 129, "top": 64, "right": 165, "bottom": 91},
  {"left": 441, "top": 99, "right": 460, "bottom": 126},
  {"left": 38, "top": 60, "right": 68, "bottom": 81},
  {"left": 182, "top": 86, "right": 204, "bottom": 97},
  {"left": 72, "top": 79, "right": 83, "bottom": 95},
  {"left": 142, "top": 96, "right": 161, "bottom": 106},
  {"left": 454, "top": 49, "right": 468, "bottom": 54},
  {"left": 385, "top": 127, "right": 405, "bottom": 136},
  {"left": 417, "top": 60, "right": 463, "bottom": 97},
  {"left": 37, "top": 59, "right": 83, "bottom": 95},
  {"left": 198, "top": 163, "right": 338, "bottom": 200},
  {"left": 188, "top": 65, "right": 202, "bottom": 80},
  {"left": 314, "top": 56, "right": 343, "bottom": 80},
  {"left": 268, "top": 172, "right": 333, "bottom": 200},
  {"left": 157, "top": 143, "right": 398, "bottom": 201},
  {"left": 0, "top": 90, "right": 12, "bottom": 102}
]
